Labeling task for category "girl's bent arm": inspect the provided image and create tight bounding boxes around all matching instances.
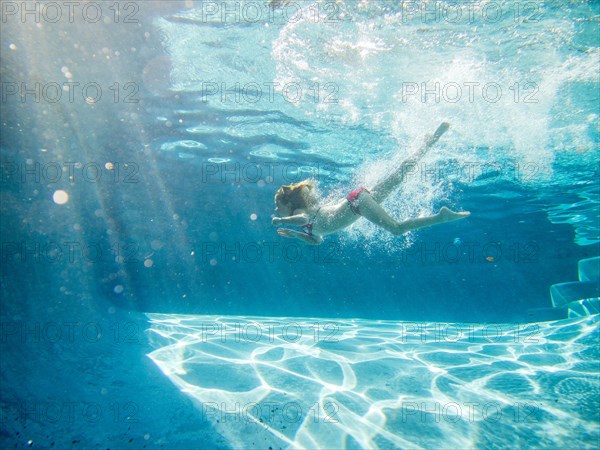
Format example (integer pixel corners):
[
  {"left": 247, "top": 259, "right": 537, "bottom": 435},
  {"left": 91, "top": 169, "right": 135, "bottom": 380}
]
[
  {"left": 272, "top": 214, "right": 309, "bottom": 226},
  {"left": 277, "top": 228, "right": 323, "bottom": 245}
]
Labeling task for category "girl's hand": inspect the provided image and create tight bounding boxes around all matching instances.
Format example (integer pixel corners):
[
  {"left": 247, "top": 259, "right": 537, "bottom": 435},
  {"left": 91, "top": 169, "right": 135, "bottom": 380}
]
[
  {"left": 272, "top": 217, "right": 282, "bottom": 226},
  {"left": 277, "top": 228, "right": 296, "bottom": 238}
]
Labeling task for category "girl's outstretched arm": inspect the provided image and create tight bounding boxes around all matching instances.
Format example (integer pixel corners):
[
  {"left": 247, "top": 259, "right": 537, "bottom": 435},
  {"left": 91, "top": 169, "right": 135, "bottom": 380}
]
[{"left": 277, "top": 228, "right": 323, "bottom": 245}]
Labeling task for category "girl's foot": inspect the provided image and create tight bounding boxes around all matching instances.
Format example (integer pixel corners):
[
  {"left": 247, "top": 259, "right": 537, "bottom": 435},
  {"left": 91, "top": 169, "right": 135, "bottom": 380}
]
[{"left": 438, "top": 206, "right": 470, "bottom": 223}]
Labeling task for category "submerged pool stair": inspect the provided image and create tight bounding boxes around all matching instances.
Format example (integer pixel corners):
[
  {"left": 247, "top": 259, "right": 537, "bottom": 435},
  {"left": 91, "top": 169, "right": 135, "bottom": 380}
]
[
  {"left": 526, "top": 257, "right": 599, "bottom": 322},
  {"left": 550, "top": 257, "right": 600, "bottom": 319}
]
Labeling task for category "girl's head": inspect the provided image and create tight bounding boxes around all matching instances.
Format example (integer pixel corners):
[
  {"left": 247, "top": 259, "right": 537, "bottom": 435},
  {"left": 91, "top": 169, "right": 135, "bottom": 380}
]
[{"left": 274, "top": 180, "right": 316, "bottom": 216}]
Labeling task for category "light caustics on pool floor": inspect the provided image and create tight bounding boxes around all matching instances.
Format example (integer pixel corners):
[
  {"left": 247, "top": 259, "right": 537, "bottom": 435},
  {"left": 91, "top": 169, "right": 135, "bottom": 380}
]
[{"left": 146, "top": 314, "right": 599, "bottom": 449}]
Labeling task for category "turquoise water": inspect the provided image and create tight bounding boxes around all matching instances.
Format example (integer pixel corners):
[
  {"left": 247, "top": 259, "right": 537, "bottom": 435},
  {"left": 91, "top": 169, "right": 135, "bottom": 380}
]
[{"left": 1, "top": 1, "right": 599, "bottom": 448}]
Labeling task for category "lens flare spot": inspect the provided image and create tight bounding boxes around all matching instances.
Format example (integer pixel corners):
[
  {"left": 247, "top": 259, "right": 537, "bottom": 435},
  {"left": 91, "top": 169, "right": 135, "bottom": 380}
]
[{"left": 53, "top": 190, "right": 69, "bottom": 205}]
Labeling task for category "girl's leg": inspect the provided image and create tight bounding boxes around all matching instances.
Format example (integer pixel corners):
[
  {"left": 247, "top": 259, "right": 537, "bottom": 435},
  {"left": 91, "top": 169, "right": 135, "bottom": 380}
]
[
  {"left": 357, "top": 193, "right": 469, "bottom": 236},
  {"left": 370, "top": 122, "right": 449, "bottom": 203}
]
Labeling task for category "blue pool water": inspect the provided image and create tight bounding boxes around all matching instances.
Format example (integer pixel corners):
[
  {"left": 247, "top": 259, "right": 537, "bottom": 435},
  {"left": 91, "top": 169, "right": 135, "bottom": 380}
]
[{"left": 1, "top": 1, "right": 599, "bottom": 448}]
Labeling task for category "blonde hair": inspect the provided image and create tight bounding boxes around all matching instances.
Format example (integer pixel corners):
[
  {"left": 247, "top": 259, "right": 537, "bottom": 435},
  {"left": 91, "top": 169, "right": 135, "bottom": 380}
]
[{"left": 274, "top": 179, "right": 315, "bottom": 213}]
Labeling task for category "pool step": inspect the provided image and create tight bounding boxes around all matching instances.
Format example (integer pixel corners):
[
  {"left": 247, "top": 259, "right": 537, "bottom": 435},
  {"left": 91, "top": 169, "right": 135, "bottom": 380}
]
[
  {"left": 578, "top": 257, "right": 600, "bottom": 282},
  {"left": 524, "top": 306, "right": 567, "bottom": 322},
  {"left": 543, "top": 256, "right": 599, "bottom": 322},
  {"left": 550, "top": 281, "right": 600, "bottom": 308},
  {"left": 567, "top": 298, "right": 600, "bottom": 318}
]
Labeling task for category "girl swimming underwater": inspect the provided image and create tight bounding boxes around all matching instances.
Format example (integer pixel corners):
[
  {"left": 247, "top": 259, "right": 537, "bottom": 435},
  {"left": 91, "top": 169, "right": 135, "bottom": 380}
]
[{"left": 272, "top": 122, "right": 470, "bottom": 245}]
